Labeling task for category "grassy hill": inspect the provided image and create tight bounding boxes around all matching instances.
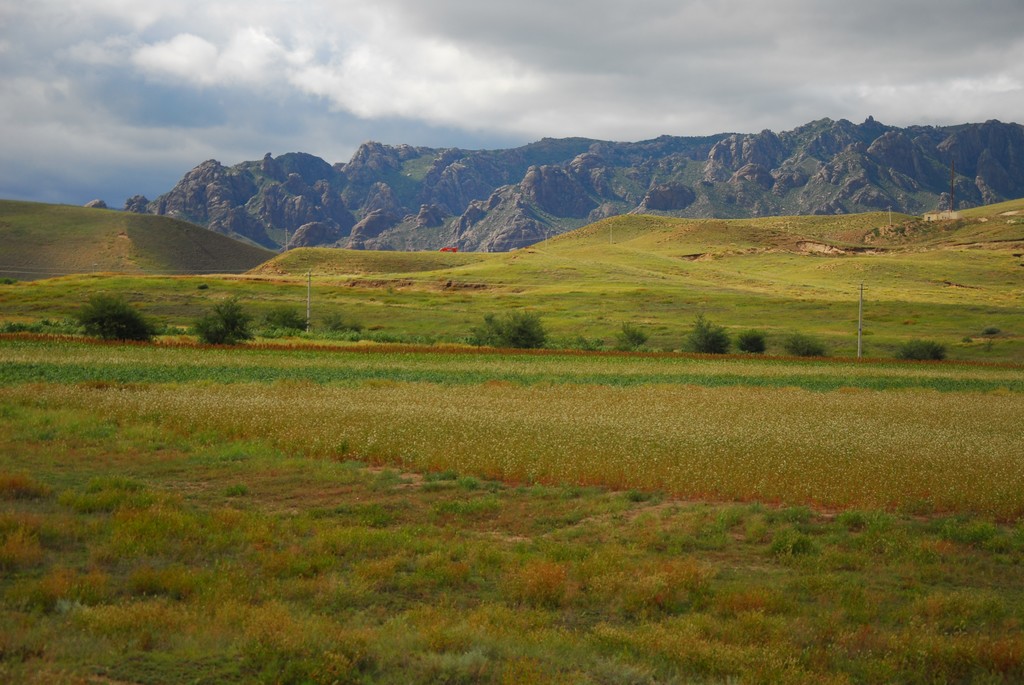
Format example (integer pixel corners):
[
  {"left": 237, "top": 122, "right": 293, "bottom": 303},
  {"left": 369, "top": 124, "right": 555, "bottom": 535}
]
[
  {"left": 0, "top": 200, "right": 274, "bottom": 280},
  {"left": 1, "top": 200, "right": 1022, "bottom": 361}
]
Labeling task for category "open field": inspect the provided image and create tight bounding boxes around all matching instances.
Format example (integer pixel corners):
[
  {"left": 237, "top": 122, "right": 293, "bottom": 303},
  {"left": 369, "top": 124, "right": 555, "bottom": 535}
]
[
  {"left": 1, "top": 201, "right": 1023, "bottom": 681},
  {"left": 2, "top": 199, "right": 1022, "bottom": 362},
  {"left": 2, "top": 336, "right": 1024, "bottom": 682}
]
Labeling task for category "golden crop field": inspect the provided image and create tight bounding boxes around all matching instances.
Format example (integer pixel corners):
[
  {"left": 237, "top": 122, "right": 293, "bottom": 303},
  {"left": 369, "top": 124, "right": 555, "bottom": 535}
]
[{"left": 3, "top": 336, "right": 1024, "bottom": 683}]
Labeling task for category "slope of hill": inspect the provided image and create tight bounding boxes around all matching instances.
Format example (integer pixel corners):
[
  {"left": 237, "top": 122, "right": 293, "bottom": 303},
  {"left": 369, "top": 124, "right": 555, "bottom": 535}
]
[
  {"left": 2, "top": 202, "right": 1020, "bottom": 361},
  {"left": 0, "top": 200, "right": 275, "bottom": 280},
  {"left": 239, "top": 201, "right": 1023, "bottom": 359},
  {"left": 256, "top": 198, "right": 1024, "bottom": 289},
  {"left": 130, "top": 118, "right": 1024, "bottom": 253}
]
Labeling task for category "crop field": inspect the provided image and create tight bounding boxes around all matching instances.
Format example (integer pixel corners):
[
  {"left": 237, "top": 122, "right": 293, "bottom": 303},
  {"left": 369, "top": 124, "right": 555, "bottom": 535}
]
[{"left": 2, "top": 335, "right": 1024, "bottom": 683}]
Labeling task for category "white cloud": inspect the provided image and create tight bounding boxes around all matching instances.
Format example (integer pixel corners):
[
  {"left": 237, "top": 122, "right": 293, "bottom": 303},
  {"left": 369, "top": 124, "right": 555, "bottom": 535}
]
[
  {"left": 3, "top": 0, "right": 1024, "bottom": 206},
  {"left": 133, "top": 34, "right": 220, "bottom": 85},
  {"left": 289, "top": 35, "right": 542, "bottom": 127}
]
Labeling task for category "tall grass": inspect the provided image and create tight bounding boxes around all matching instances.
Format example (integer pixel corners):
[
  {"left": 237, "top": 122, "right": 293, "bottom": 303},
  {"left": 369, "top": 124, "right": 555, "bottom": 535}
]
[
  {"left": 5, "top": 378, "right": 1020, "bottom": 518},
  {"left": 3, "top": 385, "right": 1024, "bottom": 683}
]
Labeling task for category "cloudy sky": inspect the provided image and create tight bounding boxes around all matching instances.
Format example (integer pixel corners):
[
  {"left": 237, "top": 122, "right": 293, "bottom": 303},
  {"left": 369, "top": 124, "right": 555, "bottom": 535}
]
[{"left": 2, "top": 0, "right": 1023, "bottom": 207}]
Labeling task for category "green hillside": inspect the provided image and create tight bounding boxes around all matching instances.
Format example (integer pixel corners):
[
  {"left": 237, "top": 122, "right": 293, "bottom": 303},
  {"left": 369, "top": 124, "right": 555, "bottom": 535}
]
[
  {"left": 0, "top": 200, "right": 274, "bottom": 280},
  {"left": 1, "top": 200, "right": 1022, "bottom": 361}
]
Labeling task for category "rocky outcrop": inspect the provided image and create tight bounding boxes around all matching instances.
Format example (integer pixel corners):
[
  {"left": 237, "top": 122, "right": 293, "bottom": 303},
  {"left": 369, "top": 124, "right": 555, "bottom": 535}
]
[
  {"left": 347, "top": 210, "right": 400, "bottom": 249},
  {"left": 519, "top": 165, "right": 595, "bottom": 218},
  {"left": 639, "top": 182, "right": 696, "bottom": 211},
  {"left": 124, "top": 195, "right": 149, "bottom": 213},
  {"left": 139, "top": 119, "right": 1024, "bottom": 252},
  {"left": 289, "top": 221, "right": 346, "bottom": 248},
  {"left": 415, "top": 204, "right": 446, "bottom": 228},
  {"left": 84, "top": 199, "right": 107, "bottom": 209}
]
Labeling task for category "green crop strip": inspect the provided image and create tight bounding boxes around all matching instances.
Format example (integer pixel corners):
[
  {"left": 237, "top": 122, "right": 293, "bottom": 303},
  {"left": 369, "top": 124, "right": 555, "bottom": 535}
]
[{"left": 2, "top": 338, "right": 1021, "bottom": 393}]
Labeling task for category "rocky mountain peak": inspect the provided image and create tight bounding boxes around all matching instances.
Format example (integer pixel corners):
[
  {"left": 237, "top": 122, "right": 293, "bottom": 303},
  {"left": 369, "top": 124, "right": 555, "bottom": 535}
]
[{"left": 137, "top": 119, "right": 1024, "bottom": 252}]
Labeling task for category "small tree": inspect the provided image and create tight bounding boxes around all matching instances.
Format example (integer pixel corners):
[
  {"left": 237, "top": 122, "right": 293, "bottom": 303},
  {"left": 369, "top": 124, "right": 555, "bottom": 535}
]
[
  {"left": 470, "top": 311, "right": 547, "bottom": 349},
  {"left": 614, "top": 323, "right": 649, "bottom": 351},
  {"left": 75, "top": 294, "right": 156, "bottom": 341},
  {"left": 263, "top": 306, "right": 307, "bottom": 332},
  {"left": 896, "top": 339, "right": 946, "bottom": 361},
  {"left": 783, "top": 332, "right": 827, "bottom": 357},
  {"left": 736, "top": 330, "right": 767, "bottom": 354},
  {"left": 686, "top": 314, "right": 730, "bottom": 354},
  {"left": 194, "top": 297, "right": 254, "bottom": 345}
]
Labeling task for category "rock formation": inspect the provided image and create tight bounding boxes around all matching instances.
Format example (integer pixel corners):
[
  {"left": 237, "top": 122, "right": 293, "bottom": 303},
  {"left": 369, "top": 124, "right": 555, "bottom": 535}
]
[{"left": 133, "top": 118, "right": 1024, "bottom": 252}]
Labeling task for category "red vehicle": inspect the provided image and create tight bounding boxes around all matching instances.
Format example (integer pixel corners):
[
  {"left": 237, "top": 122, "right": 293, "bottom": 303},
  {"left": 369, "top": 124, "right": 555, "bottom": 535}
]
[{"left": 439, "top": 246, "right": 459, "bottom": 252}]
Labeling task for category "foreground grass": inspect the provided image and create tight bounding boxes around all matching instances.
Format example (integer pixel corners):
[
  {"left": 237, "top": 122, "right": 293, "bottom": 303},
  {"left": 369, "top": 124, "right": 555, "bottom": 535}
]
[
  {"left": 2, "top": 407, "right": 1024, "bottom": 684},
  {"left": 2, "top": 337, "right": 1024, "bottom": 683}
]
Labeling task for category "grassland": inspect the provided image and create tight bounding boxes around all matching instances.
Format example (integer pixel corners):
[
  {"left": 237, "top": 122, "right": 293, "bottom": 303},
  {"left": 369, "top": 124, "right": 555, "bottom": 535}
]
[
  {"left": 0, "top": 200, "right": 273, "bottom": 280},
  {"left": 2, "top": 199, "right": 1021, "bottom": 362},
  {"left": 1, "top": 200, "right": 1023, "bottom": 682},
  {"left": 2, "top": 334, "right": 1024, "bottom": 683}
]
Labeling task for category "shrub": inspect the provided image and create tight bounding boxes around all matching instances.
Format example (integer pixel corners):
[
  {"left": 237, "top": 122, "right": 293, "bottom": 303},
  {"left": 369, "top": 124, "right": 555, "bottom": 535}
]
[
  {"left": 896, "top": 339, "right": 947, "bottom": 361},
  {"left": 982, "top": 326, "right": 1001, "bottom": 336},
  {"left": 614, "top": 323, "right": 648, "bottom": 351},
  {"left": 736, "top": 330, "right": 767, "bottom": 353},
  {"left": 569, "top": 335, "right": 603, "bottom": 351},
  {"left": 783, "top": 333, "right": 827, "bottom": 357},
  {"left": 470, "top": 312, "right": 547, "bottom": 349},
  {"left": 770, "top": 528, "right": 816, "bottom": 556},
  {"left": 0, "top": 318, "right": 81, "bottom": 335},
  {"left": 263, "top": 306, "right": 307, "bottom": 332},
  {"left": 193, "top": 297, "right": 254, "bottom": 345},
  {"left": 75, "top": 294, "right": 156, "bottom": 341},
  {"left": 686, "top": 314, "right": 730, "bottom": 354},
  {"left": 322, "top": 312, "right": 364, "bottom": 334}
]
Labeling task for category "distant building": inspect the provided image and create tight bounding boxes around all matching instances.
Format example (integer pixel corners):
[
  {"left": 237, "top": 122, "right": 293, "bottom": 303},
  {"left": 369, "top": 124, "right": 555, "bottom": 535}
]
[{"left": 923, "top": 210, "right": 961, "bottom": 222}]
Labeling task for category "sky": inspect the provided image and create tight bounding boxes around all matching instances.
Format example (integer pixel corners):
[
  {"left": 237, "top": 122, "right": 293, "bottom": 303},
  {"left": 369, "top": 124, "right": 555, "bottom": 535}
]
[{"left": 2, "top": 0, "right": 1023, "bottom": 207}]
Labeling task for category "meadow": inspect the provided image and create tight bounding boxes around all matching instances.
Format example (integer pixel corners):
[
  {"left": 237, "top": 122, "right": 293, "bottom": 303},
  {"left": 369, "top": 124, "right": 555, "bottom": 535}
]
[
  {"left": 2, "top": 198, "right": 1022, "bottom": 362},
  {"left": 2, "top": 200, "right": 1023, "bottom": 682},
  {"left": 2, "top": 335, "right": 1024, "bottom": 683}
]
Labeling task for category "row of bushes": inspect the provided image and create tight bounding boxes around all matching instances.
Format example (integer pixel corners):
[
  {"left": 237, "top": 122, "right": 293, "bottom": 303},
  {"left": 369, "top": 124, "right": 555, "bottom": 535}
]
[
  {"left": 468, "top": 311, "right": 948, "bottom": 360},
  {"left": 72, "top": 294, "right": 355, "bottom": 346},
  {"left": 49, "top": 294, "right": 948, "bottom": 360}
]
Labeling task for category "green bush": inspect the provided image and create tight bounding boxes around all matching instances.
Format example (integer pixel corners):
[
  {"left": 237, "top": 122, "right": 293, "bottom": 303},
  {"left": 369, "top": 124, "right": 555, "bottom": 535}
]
[
  {"left": 194, "top": 297, "right": 254, "bottom": 345},
  {"left": 322, "top": 312, "right": 364, "bottom": 334},
  {"left": 770, "top": 529, "right": 816, "bottom": 556},
  {"left": 1, "top": 318, "right": 81, "bottom": 335},
  {"left": 614, "top": 323, "right": 649, "bottom": 351},
  {"left": 568, "top": 335, "right": 604, "bottom": 351},
  {"left": 896, "top": 339, "right": 947, "bottom": 361},
  {"left": 686, "top": 314, "right": 730, "bottom": 354},
  {"left": 263, "top": 306, "right": 307, "bottom": 332},
  {"left": 736, "top": 330, "right": 767, "bottom": 353},
  {"left": 470, "top": 311, "right": 547, "bottom": 349},
  {"left": 783, "top": 333, "right": 827, "bottom": 357},
  {"left": 75, "top": 294, "right": 156, "bottom": 341}
]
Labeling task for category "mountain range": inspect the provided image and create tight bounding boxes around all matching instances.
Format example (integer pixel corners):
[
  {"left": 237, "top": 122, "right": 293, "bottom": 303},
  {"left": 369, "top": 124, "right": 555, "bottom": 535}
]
[{"left": 124, "top": 117, "right": 1024, "bottom": 252}]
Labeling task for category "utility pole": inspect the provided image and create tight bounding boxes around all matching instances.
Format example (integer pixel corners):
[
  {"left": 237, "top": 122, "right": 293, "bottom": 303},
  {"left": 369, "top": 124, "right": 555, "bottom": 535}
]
[
  {"left": 857, "top": 282, "right": 864, "bottom": 359},
  {"left": 950, "top": 160, "right": 956, "bottom": 213},
  {"left": 306, "top": 271, "right": 311, "bottom": 332}
]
